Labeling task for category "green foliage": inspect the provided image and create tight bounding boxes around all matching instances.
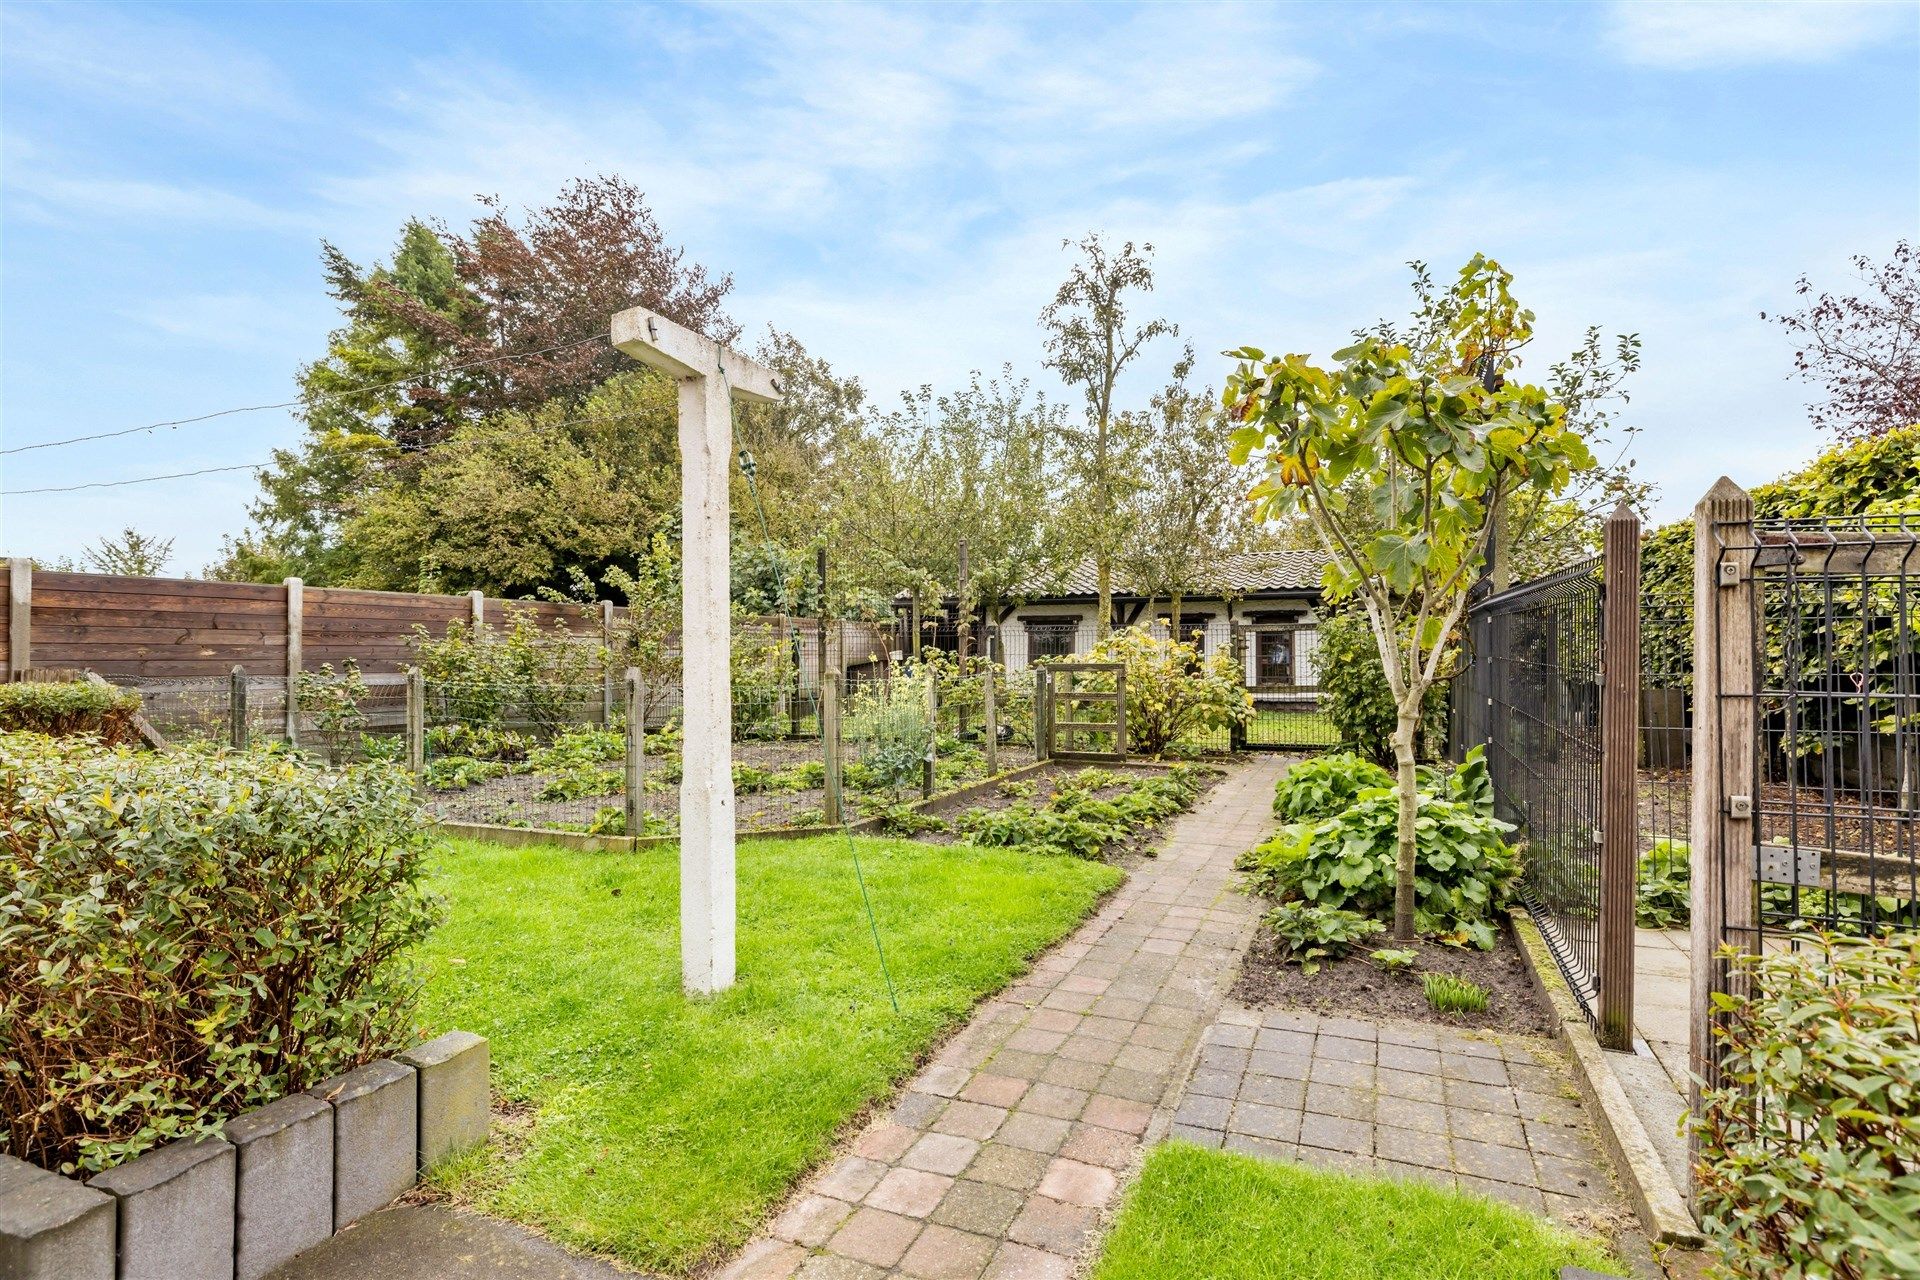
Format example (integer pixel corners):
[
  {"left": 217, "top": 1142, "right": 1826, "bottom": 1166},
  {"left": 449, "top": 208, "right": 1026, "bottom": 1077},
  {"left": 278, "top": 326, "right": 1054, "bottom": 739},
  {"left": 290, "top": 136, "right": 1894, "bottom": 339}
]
[
  {"left": 1371, "top": 948, "right": 1419, "bottom": 972},
  {"left": 1262, "top": 902, "right": 1384, "bottom": 974},
  {"left": 845, "top": 672, "right": 935, "bottom": 796},
  {"left": 1695, "top": 934, "right": 1920, "bottom": 1280},
  {"left": 424, "top": 756, "right": 510, "bottom": 791},
  {"left": 296, "top": 659, "right": 370, "bottom": 766},
  {"left": 1271, "top": 752, "right": 1392, "bottom": 821},
  {"left": 582, "top": 806, "right": 674, "bottom": 838},
  {"left": 1423, "top": 972, "right": 1490, "bottom": 1014},
  {"left": 1315, "top": 608, "right": 1450, "bottom": 765},
  {"left": 1637, "top": 840, "right": 1691, "bottom": 929},
  {"left": 1240, "top": 751, "right": 1517, "bottom": 948},
  {"left": 426, "top": 723, "right": 529, "bottom": 762},
  {"left": 0, "top": 681, "right": 142, "bottom": 745},
  {"left": 412, "top": 610, "right": 604, "bottom": 733},
  {"left": 957, "top": 765, "right": 1211, "bottom": 859},
  {"left": 1084, "top": 626, "right": 1251, "bottom": 756},
  {"left": 869, "top": 804, "right": 950, "bottom": 837},
  {"left": 0, "top": 733, "right": 443, "bottom": 1174}
]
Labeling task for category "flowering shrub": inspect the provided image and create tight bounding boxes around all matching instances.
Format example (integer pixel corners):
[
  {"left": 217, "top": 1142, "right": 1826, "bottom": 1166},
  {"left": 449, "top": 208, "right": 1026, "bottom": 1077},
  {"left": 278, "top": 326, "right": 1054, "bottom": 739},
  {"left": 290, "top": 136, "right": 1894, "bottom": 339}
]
[
  {"left": 1085, "top": 627, "right": 1251, "bottom": 756},
  {"left": 0, "top": 733, "right": 442, "bottom": 1174},
  {"left": 1695, "top": 934, "right": 1920, "bottom": 1280}
]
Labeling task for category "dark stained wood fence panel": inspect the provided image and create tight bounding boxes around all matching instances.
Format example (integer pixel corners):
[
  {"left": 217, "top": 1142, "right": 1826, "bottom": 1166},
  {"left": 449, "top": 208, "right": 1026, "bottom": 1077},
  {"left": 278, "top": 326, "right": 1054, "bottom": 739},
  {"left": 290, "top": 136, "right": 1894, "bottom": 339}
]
[{"left": 30, "top": 572, "right": 290, "bottom": 679}]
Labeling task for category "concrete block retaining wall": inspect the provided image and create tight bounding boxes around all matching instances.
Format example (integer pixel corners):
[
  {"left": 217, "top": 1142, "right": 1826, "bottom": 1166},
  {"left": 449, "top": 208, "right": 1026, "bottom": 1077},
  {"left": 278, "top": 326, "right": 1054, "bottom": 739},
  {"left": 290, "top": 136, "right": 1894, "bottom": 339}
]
[{"left": 0, "top": 1031, "right": 488, "bottom": 1280}]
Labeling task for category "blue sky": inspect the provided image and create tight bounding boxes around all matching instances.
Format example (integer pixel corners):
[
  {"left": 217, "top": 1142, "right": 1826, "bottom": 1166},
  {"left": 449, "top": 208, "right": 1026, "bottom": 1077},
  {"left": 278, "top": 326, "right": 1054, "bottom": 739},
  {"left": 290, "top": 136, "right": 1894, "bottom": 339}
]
[{"left": 3, "top": 0, "right": 1916, "bottom": 572}]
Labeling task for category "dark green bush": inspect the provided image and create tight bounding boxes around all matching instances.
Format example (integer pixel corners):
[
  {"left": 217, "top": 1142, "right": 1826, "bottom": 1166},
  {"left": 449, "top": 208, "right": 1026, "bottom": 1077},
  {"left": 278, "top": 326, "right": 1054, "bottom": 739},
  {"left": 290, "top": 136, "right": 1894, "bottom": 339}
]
[
  {"left": 0, "top": 681, "right": 142, "bottom": 745},
  {"left": 1695, "top": 934, "right": 1920, "bottom": 1280},
  {"left": 1263, "top": 902, "right": 1383, "bottom": 973},
  {"left": 0, "top": 732, "right": 443, "bottom": 1174},
  {"left": 1315, "top": 609, "right": 1449, "bottom": 765},
  {"left": 1272, "top": 753, "right": 1392, "bottom": 821}
]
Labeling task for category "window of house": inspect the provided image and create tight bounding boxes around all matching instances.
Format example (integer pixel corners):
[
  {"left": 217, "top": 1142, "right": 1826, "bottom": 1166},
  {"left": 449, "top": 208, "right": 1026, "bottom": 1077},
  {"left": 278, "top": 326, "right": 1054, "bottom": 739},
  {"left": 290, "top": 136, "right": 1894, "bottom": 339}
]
[
  {"left": 1157, "top": 614, "right": 1214, "bottom": 652},
  {"left": 1026, "top": 621, "right": 1079, "bottom": 660},
  {"left": 1255, "top": 630, "right": 1294, "bottom": 686}
]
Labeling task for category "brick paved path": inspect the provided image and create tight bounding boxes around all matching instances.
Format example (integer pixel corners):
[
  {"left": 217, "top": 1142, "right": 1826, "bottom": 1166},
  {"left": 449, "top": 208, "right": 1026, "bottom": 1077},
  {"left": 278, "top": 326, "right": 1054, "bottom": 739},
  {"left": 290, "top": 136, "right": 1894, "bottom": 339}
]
[
  {"left": 1170, "top": 1005, "right": 1622, "bottom": 1222},
  {"left": 720, "top": 756, "right": 1289, "bottom": 1280}
]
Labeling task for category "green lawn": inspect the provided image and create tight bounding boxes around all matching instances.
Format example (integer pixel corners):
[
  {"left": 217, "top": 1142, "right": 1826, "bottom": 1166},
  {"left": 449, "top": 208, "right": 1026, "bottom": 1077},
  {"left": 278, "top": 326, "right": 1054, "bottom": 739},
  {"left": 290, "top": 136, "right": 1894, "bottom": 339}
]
[
  {"left": 416, "top": 835, "right": 1121, "bottom": 1273},
  {"left": 1090, "top": 1143, "right": 1620, "bottom": 1280}
]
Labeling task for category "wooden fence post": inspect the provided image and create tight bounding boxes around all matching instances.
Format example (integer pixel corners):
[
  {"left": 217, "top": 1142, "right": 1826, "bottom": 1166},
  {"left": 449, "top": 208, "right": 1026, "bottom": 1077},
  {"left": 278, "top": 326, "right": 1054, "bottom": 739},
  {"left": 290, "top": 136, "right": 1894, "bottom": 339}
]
[
  {"left": 1598, "top": 502, "right": 1641, "bottom": 1051},
  {"left": 469, "top": 590, "right": 485, "bottom": 630},
  {"left": 624, "top": 667, "right": 644, "bottom": 839},
  {"left": 1035, "top": 666, "right": 1053, "bottom": 762},
  {"left": 984, "top": 663, "right": 999, "bottom": 777},
  {"left": 822, "top": 672, "right": 843, "bottom": 826},
  {"left": 229, "top": 665, "right": 249, "bottom": 749},
  {"left": 1690, "top": 478, "right": 1758, "bottom": 1153},
  {"left": 284, "top": 577, "right": 303, "bottom": 744},
  {"left": 922, "top": 667, "right": 937, "bottom": 799},
  {"left": 1114, "top": 669, "right": 1129, "bottom": 761},
  {"left": 7, "top": 558, "right": 31, "bottom": 680},
  {"left": 600, "top": 600, "right": 617, "bottom": 726},
  {"left": 406, "top": 665, "right": 425, "bottom": 783}
]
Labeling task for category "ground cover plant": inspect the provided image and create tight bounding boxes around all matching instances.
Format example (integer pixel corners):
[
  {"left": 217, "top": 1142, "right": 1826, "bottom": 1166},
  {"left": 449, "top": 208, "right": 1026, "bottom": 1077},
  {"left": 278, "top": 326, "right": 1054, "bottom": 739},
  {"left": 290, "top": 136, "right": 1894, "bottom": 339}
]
[
  {"left": 0, "top": 732, "right": 441, "bottom": 1174},
  {"left": 1088, "top": 1142, "right": 1616, "bottom": 1280},
  {"left": 415, "top": 833, "right": 1120, "bottom": 1272},
  {"left": 1695, "top": 933, "right": 1920, "bottom": 1280},
  {"left": 952, "top": 763, "right": 1214, "bottom": 860}
]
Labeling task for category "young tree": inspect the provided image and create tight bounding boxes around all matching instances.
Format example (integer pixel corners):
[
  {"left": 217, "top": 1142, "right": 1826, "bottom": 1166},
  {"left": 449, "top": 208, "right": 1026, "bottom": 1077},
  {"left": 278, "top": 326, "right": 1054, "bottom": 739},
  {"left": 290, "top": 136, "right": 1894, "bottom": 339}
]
[
  {"left": 1118, "top": 345, "right": 1254, "bottom": 635},
  {"left": 1766, "top": 241, "right": 1920, "bottom": 440},
  {"left": 1040, "top": 234, "right": 1176, "bottom": 638},
  {"left": 1224, "top": 255, "right": 1632, "bottom": 941},
  {"left": 84, "top": 527, "right": 175, "bottom": 577}
]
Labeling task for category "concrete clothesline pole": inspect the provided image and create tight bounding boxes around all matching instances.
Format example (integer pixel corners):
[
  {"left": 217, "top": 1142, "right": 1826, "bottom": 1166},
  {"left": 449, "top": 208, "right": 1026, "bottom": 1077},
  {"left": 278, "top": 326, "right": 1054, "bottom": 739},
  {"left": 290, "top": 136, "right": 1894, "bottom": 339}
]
[{"left": 612, "top": 305, "right": 782, "bottom": 997}]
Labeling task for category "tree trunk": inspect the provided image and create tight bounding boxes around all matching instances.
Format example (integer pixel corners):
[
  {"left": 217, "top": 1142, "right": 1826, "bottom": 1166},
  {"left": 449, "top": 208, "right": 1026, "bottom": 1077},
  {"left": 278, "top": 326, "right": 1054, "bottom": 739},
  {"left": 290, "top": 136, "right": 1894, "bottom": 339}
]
[
  {"left": 1096, "top": 560, "right": 1113, "bottom": 641},
  {"left": 1391, "top": 706, "right": 1420, "bottom": 943}
]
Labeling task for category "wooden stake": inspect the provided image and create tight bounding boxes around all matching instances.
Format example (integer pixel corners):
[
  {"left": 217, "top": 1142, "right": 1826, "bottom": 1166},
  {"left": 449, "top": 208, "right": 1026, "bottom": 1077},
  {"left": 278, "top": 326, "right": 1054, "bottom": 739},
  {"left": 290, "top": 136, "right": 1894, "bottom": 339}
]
[
  {"left": 625, "top": 667, "right": 644, "bottom": 841},
  {"left": 284, "top": 577, "right": 303, "bottom": 745},
  {"left": 406, "top": 665, "right": 425, "bottom": 784},
  {"left": 1598, "top": 501, "right": 1641, "bottom": 1051},
  {"left": 822, "top": 671, "right": 843, "bottom": 826},
  {"left": 229, "top": 665, "right": 249, "bottom": 749},
  {"left": 984, "top": 663, "right": 999, "bottom": 777}
]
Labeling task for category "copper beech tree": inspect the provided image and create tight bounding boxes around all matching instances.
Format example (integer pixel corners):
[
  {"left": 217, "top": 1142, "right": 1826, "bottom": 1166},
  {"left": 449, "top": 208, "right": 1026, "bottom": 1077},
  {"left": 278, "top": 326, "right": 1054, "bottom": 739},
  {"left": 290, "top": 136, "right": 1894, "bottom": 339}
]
[{"left": 1224, "top": 255, "right": 1634, "bottom": 941}]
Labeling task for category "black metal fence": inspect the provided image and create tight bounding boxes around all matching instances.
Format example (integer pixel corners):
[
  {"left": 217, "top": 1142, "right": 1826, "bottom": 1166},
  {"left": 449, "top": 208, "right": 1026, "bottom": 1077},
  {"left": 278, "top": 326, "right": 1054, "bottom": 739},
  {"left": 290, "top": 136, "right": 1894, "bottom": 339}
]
[{"left": 1461, "top": 558, "right": 1607, "bottom": 1020}]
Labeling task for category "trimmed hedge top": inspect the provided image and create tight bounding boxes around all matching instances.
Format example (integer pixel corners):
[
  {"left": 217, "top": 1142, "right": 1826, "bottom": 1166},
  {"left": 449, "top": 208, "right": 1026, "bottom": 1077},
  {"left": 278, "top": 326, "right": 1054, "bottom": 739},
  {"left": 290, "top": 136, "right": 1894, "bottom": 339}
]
[{"left": 0, "top": 680, "right": 143, "bottom": 744}]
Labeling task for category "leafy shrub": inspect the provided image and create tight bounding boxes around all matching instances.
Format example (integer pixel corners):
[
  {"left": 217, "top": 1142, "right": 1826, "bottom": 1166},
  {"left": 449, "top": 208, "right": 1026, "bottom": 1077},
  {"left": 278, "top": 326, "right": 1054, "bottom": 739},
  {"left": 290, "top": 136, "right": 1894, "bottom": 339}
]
[
  {"left": 1263, "top": 902, "right": 1384, "bottom": 974},
  {"left": 1637, "top": 839, "right": 1690, "bottom": 928},
  {"left": 0, "top": 681, "right": 142, "bottom": 745},
  {"left": 1273, "top": 753, "right": 1392, "bottom": 821},
  {"left": 1695, "top": 934, "right": 1920, "bottom": 1280},
  {"left": 424, "top": 756, "right": 509, "bottom": 791},
  {"left": 526, "top": 727, "right": 623, "bottom": 773},
  {"left": 296, "top": 660, "right": 369, "bottom": 766},
  {"left": 584, "top": 805, "right": 674, "bottom": 837},
  {"left": 1423, "top": 973, "right": 1490, "bottom": 1014},
  {"left": 845, "top": 674, "right": 934, "bottom": 796},
  {"left": 426, "top": 723, "right": 529, "bottom": 762},
  {"left": 0, "top": 733, "right": 442, "bottom": 1174},
  {"left": 956, "top": 764, "right": 1213, "bottom": 859},
  {"left": 1239, "top": 751, "right": 1517, "bottom": 948},
  {"left": 412, "top": 610, "right": 604, "bottom": 733},
  {"left": 536, "top": 767, "right": 622, "bottom": 802},
  {"left": 870, "top": 804, "right": 949, "bottom": 837},
  {"left": 1315, "top": 609, "right": 1449, "bottom": 765},
  {"left": 1371, "top": 948, "right": 1418, "bottom": 972},
  {"left": 1085, "top": 627, "right": 1251, "bottom": 756}
]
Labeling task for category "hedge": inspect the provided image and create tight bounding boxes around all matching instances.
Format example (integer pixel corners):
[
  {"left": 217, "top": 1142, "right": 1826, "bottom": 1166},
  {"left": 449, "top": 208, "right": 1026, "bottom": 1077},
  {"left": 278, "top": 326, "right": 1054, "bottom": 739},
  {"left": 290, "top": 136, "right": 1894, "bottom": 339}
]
[
  {"left": 0, "top": 680, "right": 143, "bottom": 744},
  {"left": 0, "top": 732, "right": 444, "bottom": 1174}
]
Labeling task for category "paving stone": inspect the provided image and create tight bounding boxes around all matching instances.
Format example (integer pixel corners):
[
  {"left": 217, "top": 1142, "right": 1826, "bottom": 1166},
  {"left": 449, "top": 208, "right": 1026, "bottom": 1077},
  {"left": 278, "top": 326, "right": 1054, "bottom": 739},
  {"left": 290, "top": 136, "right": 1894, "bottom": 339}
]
[
  {"left": 1459, "top": 1175, "right": 1545, "bottom": 1213},
  {"left": 1222, "top": 1132, "right": 1296, "bottom": 1161},
  {"left": 1298, "top": 1112, "right": 1372, "bottom": 1156},
  {"left": 1168, "top": 1122, "right": 1225, "bottom": 1147},
  {"left": 1026, "top": 1008, "right": 1081, "bottom": 1033},
  {"left": 1304, "top": 1083, "right": 1374, "bottom": 1122},
  {"left": 1449, "top": 1108, "right": 1526, "bottom": 1149},
  {"left": 816, "top": 1156, "right": 890, "bottom": 1202},
  {"left": 920, "top": 1065, "right": 974, "bottom": 1098},
  {"left": 1376, "top": 1160, "right": 1457, "bottom": 1190},
  {"left": 904, "top": 1134, "right": 981, "bottom": 1177},
  {"left": 1294, "top": 1145, "right": 1373, "bottom": 1175},
  {"left": 1533, "top": 1153, "right": 1606, "bottom": 1197},
  {"left": 1006, "top": 1196, "right": 1097, "bottom": 1254},
  {"left": 1375, "top": 1023, "right": 1440, "bottom": 1049},
  {"left": 897, "top": 1222, "right": 996, "bottom": 1279},
  {"left": 965, "top": 1144, "right": 1051, "bottom": 1192},
  {"left": 993, "top": 1113, "right": 1070, "bottom": 1154},
  {"left": 1441, "top": 1053, "right": 1509, "bottom": 1086},
  {"left": 1234, "top": 1073, "right": 1304, "bottom": 1108},
  {"left": 1186, "top": 1067, "right": 1238, "bottom": 1098},
  {"left": 1377, "top": 1043, "right": 1442, "bottom": 1074},
  {"left": 1259, "top": 1009, "right": 1318, "bottom": 1033},
  {"left": 1307, "top": 1058, "right": 1373, "bottom": 1088},
  {"left": 1516, "top": 1090, "right": 1586, "bottom": 1127},
  {"left": 1019, "top": 1084, "right": 1088, "bottom": 1120},
  {"left": 981, "top": 1241, "right": 1075, "bottom": 1279},
  {"left": 1056, "top": 1123, "right": 1134, "bottom": 1170},
  {"left": 1317, "top": 1016, "right": 1378, "bottom": 1041},
  {"left": 1252, "top": 1027, "right": 1314, "bottom": 1055},
  {"left": 1376, "top": 1096, "right": 1448, "bottom": 1134},
  {"left": 1375, "top": 1125, "right": 1452, "bottom": 1170},
  {"left": 1204, "top": 1023, "right": 1256, "bottom": 1049},
  {"left": 1452, "top": 1138, "right": 1536, "bottom": 1185},
  {"left": 1173, "top": 1093, "right": 1231, "bottom": 1130},
  {"left": 988, "top": 1050, "right": 1052, "bottom": 1081},
  {"left": 1229, "top": 1102, "right": 1302, "bottom": 1143},
  {"left": 1197, "top": 1044, "right": 1250, "bottom": 1072},
  {"left": 935, "top": 1102, "right": 1008, "bottom": 1141},
  {"left": 829, "top": 1207, "right": 924, "bottom": 1268},
  {"left": 1438, "top": 1034, "right": 1504, "bottom": 1061},
  {"left": 932, "top": 1180, "right": 1026, "bottom": 1235},
  {"left": 773, "top": 1194, "right": 855, "bottom": 1247},
  {"left": 1036, "top": 1159, "right": 1117, "bottom": 1209},
  {"left": 718, "top": 1237, "right": 808, "bottom": 1279},
  {"left": 1057, "top": 1036, "right": 1122, "bottom": 1066},
  {"left": 960, "top": 1075, "right": 1029, "bottom": 1108},
  {"left": 1247, "top": 1050, "right": 1312, "bottom": 1080},
  {"left": 867, "top": 1167, "right": 953, "bottom": 1217},
  {"left": 1080, "top": 1095, "right": 1152, "bottom": 1135},
  {"left": 854, "top": 1124, "right": 917, "bottom": 1162},
  {"left": 1315, "top": 1035, "right": 1376, "bottom": 1065},
  {"left": 1098, "top": 1067, "right": 1164, "bottom": 1103},
  {"left": 893, "top": 1092, "right": 950, "bottom": 1130},
  {"left": 1523, "top": 1122, "right": 1597, "bottom": 1162},
  {"left": 797, "top": 1251, "right": 886, "bottom": 1279},
  {"left": 1445, "top": 1080, "right": 1519, "bottom": 1115},
  {"left": 1376, "top": 1068, "right": 1445, "bottom": 1102},
  {"left": 1036, "top": 1056, "right": 1108, "bottom": 1091}
]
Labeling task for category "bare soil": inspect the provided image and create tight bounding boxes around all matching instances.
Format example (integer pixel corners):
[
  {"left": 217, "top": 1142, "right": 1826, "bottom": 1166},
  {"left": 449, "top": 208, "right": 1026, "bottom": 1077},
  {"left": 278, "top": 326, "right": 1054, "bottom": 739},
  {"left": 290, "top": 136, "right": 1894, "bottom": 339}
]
[{"left": 1231, "top": 928, "right": 1556, "bottom": 1037}]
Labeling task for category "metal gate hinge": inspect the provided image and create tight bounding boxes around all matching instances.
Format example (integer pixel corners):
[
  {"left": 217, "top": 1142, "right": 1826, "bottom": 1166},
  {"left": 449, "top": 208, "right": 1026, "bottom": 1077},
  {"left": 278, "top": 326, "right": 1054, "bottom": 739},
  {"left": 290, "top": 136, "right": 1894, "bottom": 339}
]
[
  {"left": 1717, "top": 560, "right": 1744, "bottom": 587},
  {"left": 1728, "top": 794, "right": 1753, "bottom": 819}
]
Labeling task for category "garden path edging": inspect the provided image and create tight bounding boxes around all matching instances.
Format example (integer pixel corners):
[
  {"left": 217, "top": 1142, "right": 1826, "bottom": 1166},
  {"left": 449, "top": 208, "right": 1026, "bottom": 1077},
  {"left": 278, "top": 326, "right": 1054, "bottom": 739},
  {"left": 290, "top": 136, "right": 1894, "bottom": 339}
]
[
  {"left": 0, "top": 1030, "right": 491, "bottom": 1280},
  {"left": 1507, "top": 911, "right": 1702, "bottom": 1247}
]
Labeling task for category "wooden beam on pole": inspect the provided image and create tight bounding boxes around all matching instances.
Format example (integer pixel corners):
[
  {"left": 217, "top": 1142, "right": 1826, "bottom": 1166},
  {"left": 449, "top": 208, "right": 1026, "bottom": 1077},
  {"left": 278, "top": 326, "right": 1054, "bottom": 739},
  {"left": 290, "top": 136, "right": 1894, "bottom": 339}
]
[
  {"left": 1689, "top": 477, "right": 1758, "bottom": 1178},
  {"left": 612, "top": 304, "right": 780, "bottom": 997},
  {"left": 1598, "top": 501, "right": 1641, "bottom": 1051}
]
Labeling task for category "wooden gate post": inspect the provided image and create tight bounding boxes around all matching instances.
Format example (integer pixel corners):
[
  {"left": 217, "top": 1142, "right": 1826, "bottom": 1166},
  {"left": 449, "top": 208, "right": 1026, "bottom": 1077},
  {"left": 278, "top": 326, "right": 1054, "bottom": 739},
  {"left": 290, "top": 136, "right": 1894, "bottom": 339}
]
[
  {"left": 1690, "top": 479, "right": 1759, "bottom": 1142},
  {"left": 1035, "top": 666, "right": 1052, "bottom": 762},
  {"left": 601, "top": 600, "right": 617, "bottom": 726},
  {"left": 229, "top": 665, "right": 249, "bottom": 750},
  {"left": 822, "top": 672, "right": 843, "bottom": 826},
  {"left": 922, "top": 667, "right": 937, "bottom": 799},
  {"left": 1598, "top": 502, "right": 1641, "bottom": 1051},
  {"left": 405, "top": 665, "right": 426, "bottom": 784},
  {"left": 624, "top": 668, "right": 645, "bottom": 840},
  {"left": 983, "top": 664, "right": 999, "bottom": 777}
]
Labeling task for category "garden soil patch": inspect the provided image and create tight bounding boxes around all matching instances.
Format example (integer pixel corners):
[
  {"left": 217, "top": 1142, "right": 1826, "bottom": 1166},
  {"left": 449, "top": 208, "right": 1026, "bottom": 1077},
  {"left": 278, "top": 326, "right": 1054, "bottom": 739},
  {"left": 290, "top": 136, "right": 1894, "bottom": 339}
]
[{"left": 1231, "top": 929, "right": 1555, "bottom": 1037}]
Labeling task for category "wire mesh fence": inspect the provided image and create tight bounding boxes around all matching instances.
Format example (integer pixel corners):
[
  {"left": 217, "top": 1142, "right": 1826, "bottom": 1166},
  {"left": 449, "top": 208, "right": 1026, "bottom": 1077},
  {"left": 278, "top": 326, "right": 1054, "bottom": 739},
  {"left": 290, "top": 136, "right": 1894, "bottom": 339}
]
[
  {"left": 1639, "top": 588, "right": 1694, "bottom": 925},
  {"left": 1465, "top": 557, "right": 1607, "bottom": 1020}
]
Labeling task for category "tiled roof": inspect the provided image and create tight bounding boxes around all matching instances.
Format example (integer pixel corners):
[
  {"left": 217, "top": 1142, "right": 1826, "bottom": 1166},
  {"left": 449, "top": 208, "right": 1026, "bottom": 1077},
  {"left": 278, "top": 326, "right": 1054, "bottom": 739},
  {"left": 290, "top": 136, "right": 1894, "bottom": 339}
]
[{"left": 1021, "top": 551, "right": 1328, "bottom": 600}]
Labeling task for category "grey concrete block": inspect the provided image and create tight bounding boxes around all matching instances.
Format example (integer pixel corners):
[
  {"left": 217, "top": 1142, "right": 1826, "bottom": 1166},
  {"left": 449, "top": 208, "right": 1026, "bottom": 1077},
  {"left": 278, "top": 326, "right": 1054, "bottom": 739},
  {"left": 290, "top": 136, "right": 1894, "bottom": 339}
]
[
  {"left": 309, "top": 1059, "right": 417, "bottom": 1229},
  {"left": 226, "top": 1093, "right": 335, "bottom": 1280},
  {"left": 397, "top": 1031, "right": 490, "bottom": 1168},
  {"left": 0, "top": 1153, "right": 116, "bottom": 1280},
  {"left": 86, "top": 1136, "right": 235, "bottom": 1280}
]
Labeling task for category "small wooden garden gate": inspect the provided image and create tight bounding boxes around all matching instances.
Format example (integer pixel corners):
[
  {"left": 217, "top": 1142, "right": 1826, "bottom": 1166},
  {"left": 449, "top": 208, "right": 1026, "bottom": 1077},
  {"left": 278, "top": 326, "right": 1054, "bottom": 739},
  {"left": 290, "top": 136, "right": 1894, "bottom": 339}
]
[{"left": 1039, "top": 662, "right": 1127, "bottom": 763}]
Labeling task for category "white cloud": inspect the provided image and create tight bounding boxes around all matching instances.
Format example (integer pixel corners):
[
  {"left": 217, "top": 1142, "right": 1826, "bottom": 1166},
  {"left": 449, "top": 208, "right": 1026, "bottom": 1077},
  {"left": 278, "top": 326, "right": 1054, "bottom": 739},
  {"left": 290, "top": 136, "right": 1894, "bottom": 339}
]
[
  {"left": 1606, "top": 0, "right": 1916, "bottom": 69},
  {"left": 4, "top": 170, "right": 317, "bottom": 234}
]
